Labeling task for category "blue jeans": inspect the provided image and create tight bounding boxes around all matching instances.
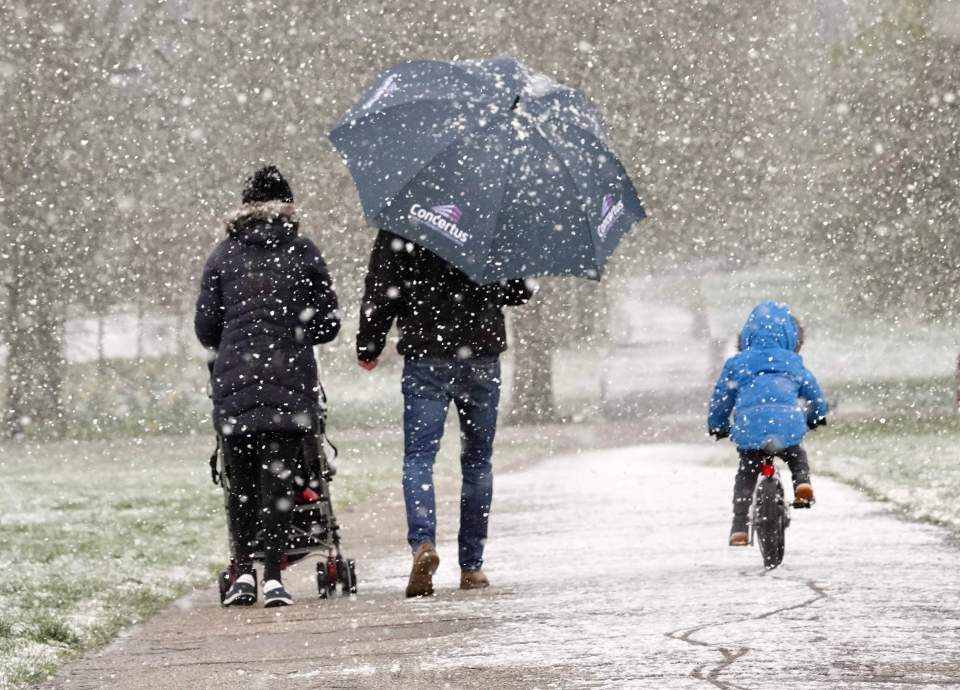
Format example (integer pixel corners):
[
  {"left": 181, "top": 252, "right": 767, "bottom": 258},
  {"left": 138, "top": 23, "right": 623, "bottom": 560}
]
[{"left": 401, "top": 356, "right": 501, "bottom": 571}]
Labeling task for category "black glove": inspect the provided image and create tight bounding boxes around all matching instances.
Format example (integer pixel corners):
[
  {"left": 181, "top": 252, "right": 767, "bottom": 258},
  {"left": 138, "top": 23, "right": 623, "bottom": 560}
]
[
  {"left": 709, "top": 430, "right": 730, "bottom": 441},
  {"left": 807, "top": 417, "right": 827, "bottom": 431}
]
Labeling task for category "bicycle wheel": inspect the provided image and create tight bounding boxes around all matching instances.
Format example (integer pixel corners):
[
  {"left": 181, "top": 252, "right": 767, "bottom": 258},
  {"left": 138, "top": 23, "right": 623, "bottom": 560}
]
[{"left": 754, "top": 477, "right": 786, "bottom": 569}]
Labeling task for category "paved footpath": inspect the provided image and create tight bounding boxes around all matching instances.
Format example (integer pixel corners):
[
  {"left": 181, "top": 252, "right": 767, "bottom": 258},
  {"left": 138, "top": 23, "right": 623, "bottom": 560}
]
[{"left": 49, "top": 444, "right": 960, "bottom": 689}]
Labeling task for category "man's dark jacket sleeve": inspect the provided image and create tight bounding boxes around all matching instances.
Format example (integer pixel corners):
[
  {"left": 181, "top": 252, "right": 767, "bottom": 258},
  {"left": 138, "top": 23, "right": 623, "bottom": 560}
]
[
  {"left": 194, "top": 251, "right": 224, "bottom": 351},
  {"left": 486, "top": 279, "right": 534, "bottom": 307},
  {"left": 357, "top": 230, "right": 407, "bottom": 361}
]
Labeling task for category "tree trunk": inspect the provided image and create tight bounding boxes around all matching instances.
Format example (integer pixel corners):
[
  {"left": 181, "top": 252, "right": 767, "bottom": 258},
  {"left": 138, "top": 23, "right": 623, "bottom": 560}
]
[
  {"left": 955, "top": 353, "right": 960, "bottom": 412},
  {"left": 4, "top": 263, "right": 66, "bottom": 437},
  {"left": 509, "top": 296, "right": 558, "bottom": 425},
  {"left": 136, "top": 298, "right": 145, "bottom": 362},
  {"left": 177, "top": 304, "right": 189, "bottom": 359},
  {"left": 96, "top": 311, "right": 106, "bottom": 375}
]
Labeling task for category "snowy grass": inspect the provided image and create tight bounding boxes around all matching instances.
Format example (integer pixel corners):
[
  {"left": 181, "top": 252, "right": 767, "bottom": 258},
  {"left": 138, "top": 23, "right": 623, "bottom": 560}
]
[
  {"left": 8, "top": 349, "right": 605, "bottom": 440},
  {"left": 0, "top": 423, "right": 565, "bottom": 689},
  {"left": 54, "top": 356, "right": 402, "bottom": 438},
  {"left": 0, "top": 435, "right": 221, "bottom": 688},
  {"left": 828, "top": 375, "right": 955, "bottom": 419},
  {"left": 813, "top": 416, "right": 960, "bottom": 530},
  {"left": 61, "top": 357, "right": 210, "bottom": 437}
]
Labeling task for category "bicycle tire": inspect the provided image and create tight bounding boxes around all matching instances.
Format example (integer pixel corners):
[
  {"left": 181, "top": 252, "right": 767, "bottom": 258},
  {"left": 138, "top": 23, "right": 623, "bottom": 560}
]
[{"left": 754, "top": 476, "right": 786, "bottom": 569}]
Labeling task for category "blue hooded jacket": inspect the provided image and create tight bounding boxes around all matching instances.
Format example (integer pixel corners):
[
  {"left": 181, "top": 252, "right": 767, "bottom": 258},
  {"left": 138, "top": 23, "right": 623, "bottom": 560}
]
[{"left": 707, "top": 302, "right": 828, "bottom": 450}]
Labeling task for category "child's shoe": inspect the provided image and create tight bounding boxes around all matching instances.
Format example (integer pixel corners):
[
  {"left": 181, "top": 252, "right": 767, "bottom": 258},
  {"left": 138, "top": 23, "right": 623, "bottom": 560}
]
[
  {"left": 222, "top": 573, "right": 257, "bottom": 606},
  {"left": 263, "top": 579, "right": 293, "bottom": 607},
  {"left": 793, "top": 483, "right": 815, "bottom": 508},
  {"left": 729, "top": 517, "right": 749, "bottom": 546}
]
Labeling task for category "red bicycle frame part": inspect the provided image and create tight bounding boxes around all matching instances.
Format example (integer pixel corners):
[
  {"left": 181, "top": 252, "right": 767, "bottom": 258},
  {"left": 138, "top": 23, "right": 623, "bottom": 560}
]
[{"left": 760, "top": 460, "right": 776, "bottom": 477}]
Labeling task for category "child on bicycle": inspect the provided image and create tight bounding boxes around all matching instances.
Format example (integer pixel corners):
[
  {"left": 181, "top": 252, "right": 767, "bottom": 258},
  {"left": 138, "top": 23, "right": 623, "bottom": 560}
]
[{"left": 707, "top": 301, "right": 828, "bottom": 546}]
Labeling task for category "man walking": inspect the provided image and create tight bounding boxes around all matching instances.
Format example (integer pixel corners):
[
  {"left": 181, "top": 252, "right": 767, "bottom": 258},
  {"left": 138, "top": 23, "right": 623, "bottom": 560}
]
[{"left": 357, "top": 229, "right": 533, "bottom": 597}]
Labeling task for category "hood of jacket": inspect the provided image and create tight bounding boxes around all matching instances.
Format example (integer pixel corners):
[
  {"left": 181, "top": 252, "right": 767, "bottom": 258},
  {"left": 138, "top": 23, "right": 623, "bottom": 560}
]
[
  {"left": 225, "top": 201, "right": 298, "bottom": 246},
  {"left": 738, "top": 301, "right": 799, "bottom": 352}
]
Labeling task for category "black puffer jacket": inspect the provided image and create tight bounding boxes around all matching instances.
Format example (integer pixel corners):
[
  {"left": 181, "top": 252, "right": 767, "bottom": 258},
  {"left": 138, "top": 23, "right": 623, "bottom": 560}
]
[
  {"left": 195, "top": 202, "right": 340, "bottom": 435},
  {"left": 357, "top": 230, "right": 533, "bottom": 361}
]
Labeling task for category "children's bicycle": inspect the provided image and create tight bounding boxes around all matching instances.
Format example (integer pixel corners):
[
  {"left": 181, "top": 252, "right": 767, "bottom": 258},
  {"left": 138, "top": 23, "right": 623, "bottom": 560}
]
[{"left": 750, "top": 456, "right": 790, "bottom": 569}]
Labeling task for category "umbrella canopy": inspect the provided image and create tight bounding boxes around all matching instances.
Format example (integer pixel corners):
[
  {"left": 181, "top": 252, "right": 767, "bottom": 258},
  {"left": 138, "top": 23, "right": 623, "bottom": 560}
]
[{"left": 329, "top": 57, "right": 646, "bottom": 283}]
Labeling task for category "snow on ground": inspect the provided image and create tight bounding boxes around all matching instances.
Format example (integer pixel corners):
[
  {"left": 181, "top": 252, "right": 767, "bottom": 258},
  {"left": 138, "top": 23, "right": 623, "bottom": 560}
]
[
  {"left": 352, "top": 445, "right": 960, "bottom": 687},
  {"left": 46, "top": 443, "right": 960, "bottom": 689}
]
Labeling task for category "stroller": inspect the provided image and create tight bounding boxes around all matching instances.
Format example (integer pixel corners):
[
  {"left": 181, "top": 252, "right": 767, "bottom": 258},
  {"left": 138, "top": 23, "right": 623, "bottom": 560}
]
[{"left": 209, "top": 397, "right": 357, "bottom": 603}]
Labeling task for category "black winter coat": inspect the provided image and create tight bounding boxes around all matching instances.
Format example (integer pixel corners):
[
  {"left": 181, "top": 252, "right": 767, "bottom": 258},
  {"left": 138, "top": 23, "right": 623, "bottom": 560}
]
[
  {"left": 195, "top": 202, "right": 340, "bottom": 436},
  {"left": 357, "top": 230, "right": 532, "bottom": 362}
]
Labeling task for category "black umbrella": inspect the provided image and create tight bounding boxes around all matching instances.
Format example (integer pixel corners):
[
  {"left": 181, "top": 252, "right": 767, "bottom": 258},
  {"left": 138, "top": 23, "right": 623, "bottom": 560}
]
[{"left": 330, "top": 57, "right": 646, "bottom": 283}]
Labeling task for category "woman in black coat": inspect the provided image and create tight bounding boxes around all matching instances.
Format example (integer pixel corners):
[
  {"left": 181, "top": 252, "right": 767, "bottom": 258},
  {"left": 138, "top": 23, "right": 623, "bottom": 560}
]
[{"left": 195, "top": 166, "right": 340, "bottom": 607}]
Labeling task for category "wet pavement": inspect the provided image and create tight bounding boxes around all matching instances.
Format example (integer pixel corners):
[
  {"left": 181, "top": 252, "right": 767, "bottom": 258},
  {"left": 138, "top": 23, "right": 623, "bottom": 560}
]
[{"left": 48, "top": 443, "right": 960, "bottom": 689}]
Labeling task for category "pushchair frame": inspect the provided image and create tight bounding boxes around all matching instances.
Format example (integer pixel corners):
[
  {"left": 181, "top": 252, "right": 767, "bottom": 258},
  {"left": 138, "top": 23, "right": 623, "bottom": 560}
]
[{"left": 209, "top": 401, "right": 356, "bottom": 603}]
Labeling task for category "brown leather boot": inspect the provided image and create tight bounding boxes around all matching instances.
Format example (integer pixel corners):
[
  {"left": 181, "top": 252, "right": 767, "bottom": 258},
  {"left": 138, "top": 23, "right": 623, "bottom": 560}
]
[
  {"left": 729, "top": 532, "right": 749, "bottom": 547},
  {"left": 460, "top": 569, "right": 489, "bottom": 590},
  {"left": 405, "top": 543, "right": 439, "bottom": 598},
  {"left": 793, "top": 483, "right": 815, "bottom": 508},
  {"left": 729, "top": 516, "right": 749, "bottom": 546}
]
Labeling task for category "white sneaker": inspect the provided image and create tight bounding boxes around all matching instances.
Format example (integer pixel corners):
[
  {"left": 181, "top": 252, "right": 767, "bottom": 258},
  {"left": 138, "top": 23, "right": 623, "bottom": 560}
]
[
  {"left": 223, "top": 573, "right": 257, "bottom": 606},
  {"left": 263, "top": 579, "right": 293, "bottom": 607}
]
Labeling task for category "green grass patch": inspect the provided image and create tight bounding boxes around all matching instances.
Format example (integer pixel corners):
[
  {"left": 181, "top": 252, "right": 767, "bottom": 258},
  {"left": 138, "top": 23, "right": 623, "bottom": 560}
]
[
  {"left": 30, "top": 617, "right": 80, "bottom": 647},
  {"left": 29, "top": 349, "right": 611, "bottom": 440},
  {"left": 23, "top": 354, "right": 405, "bottom": 439},
  {"left": 0, "top": 435, "right": 223, "bottom": 687},
  {"left": 823, "top": 412, "right": 960, "bottom": 437},
  {"left": 60, "top": 357, "right": 210, "bottom": 438},
  {"left": 828, "top": 376, "right": 956, "bottom": 419}
]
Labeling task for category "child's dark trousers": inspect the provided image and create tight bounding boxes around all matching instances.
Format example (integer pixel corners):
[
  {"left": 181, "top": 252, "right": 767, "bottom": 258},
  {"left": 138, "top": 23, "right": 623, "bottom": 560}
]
[{"left": 733, "top": 445, "right": 810, "bottom": 525}]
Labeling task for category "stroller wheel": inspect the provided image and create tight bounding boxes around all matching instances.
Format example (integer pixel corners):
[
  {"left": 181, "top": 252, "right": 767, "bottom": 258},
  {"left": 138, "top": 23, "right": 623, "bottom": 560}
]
[
  {"left": 325, "top": 556, "right": 338, "bottom": 596},
  {"left": 346, "top": 559, "right": 358, "bottom": 595},
  {"left": 337, "top": 556, "right": 357, "bottom": 596},
  {"left": 316, "top": 561, "right": 330, "bottom": 599}
]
